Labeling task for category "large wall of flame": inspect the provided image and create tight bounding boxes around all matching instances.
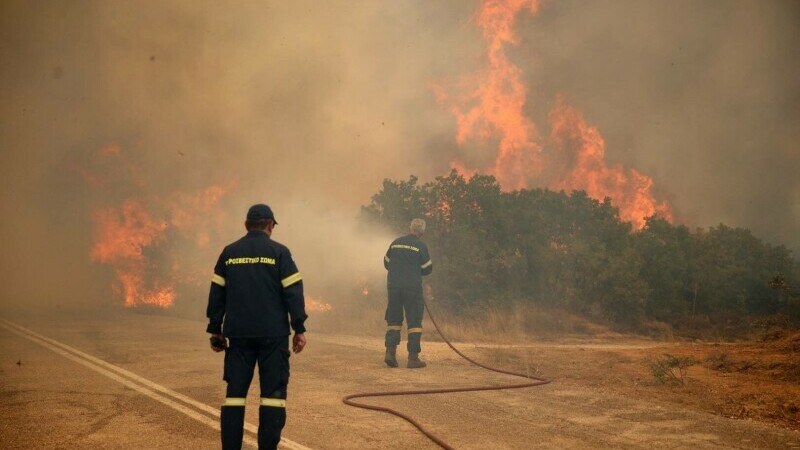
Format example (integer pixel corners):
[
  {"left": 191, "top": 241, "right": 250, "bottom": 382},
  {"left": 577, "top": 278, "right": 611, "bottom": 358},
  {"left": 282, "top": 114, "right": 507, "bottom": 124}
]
[{"left": 1, "top": 0, "right": 798, "bottom": 311}]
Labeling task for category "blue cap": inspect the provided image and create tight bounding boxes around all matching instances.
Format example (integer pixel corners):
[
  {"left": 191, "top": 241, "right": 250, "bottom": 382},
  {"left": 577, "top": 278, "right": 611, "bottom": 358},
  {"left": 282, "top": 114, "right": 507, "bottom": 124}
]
[{"left": 246, "top": 204, "right": 277, "bottom": 224}]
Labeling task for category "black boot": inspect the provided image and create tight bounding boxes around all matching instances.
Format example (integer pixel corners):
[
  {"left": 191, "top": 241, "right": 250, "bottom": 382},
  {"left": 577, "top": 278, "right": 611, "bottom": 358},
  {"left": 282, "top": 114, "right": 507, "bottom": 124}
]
[
  {"left": 384, "top": 346, "right": 398, "bottom": 368},
  {"left": 407, "top": 352, "right": 427, "bottom": 369}
]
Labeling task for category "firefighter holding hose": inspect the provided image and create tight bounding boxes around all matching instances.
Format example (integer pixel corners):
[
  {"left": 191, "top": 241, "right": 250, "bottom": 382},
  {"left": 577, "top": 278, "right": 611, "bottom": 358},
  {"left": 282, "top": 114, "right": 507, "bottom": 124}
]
[
  {"left": 206, "top": 204, "right": 308, "bottom": 450},
  {"left": 383, "top": 218, "right": 433, "bottom": 369}
]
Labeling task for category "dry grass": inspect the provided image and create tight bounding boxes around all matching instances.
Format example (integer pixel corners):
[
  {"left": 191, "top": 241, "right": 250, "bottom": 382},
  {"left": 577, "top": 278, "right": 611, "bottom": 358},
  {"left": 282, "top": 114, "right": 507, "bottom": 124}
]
[
  {"left": 313, "top": 297, "right": 617, "bottom": 343},
  {"left": 425, "top": 302, "right": 614, "bottom": 344}
]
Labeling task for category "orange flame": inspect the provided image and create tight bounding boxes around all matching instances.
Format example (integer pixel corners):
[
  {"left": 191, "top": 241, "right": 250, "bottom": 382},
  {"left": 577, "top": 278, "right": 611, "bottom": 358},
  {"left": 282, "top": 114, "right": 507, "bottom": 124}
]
[
  {"left": 306, "top": 295, "right": 333, "bottom": 312},
  {"left": 82, "top": 145, "right": 233, "bottom": 308},
  {"left": 438, "top": 0, "right": 672, "bottom": 228},
  {"left": 549, "top": 97, "right": 672, "bottom": 228},
  {"left": 356, "top": 278, "right": 371, "bottom": 297},
  {"left": 448, "top": 161, "right": 479, "bottom": 181},
  {"left": 90, "top": 200, "right": 174, "bottom": 307},
  {"left": 447, "top": 0, "right": 543, "bottom": 190}
]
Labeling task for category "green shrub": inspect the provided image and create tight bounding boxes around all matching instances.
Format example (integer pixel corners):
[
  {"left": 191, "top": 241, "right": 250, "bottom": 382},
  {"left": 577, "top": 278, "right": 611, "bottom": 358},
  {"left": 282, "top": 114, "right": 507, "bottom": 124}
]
[{"left": 647, "top": 353, "right": 696, "bottom": 384}]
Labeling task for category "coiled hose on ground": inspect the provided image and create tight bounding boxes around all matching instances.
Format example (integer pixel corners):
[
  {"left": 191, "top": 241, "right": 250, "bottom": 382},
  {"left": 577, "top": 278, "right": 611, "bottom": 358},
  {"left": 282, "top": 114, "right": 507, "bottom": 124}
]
[{"left": 342, "top": 301, "right": 552, "bottom": 450}]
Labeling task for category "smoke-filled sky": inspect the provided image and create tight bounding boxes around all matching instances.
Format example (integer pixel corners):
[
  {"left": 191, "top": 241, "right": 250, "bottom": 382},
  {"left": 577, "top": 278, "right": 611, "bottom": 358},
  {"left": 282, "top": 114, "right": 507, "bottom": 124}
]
[{"left": 1, "top": 0, "right": 798, "bottom": 308}]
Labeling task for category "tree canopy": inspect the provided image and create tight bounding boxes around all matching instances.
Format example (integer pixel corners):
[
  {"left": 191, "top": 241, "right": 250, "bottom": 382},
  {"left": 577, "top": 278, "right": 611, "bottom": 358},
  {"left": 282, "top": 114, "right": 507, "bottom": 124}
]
[{"left": 362, "top": 171, "right": 799, "bottom": 333}]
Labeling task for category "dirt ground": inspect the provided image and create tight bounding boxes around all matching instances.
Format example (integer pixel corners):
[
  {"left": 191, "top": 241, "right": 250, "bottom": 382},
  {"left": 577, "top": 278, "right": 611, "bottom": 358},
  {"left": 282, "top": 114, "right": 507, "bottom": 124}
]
[
  {"left": 472, "top": 332, "right": 800, "bottom": 432},
  {"left": 2, "top": 308, "right": 800, "bottom": 449},
  {"left": 321, "top": 299, "right": 800, "bottom": 436}
]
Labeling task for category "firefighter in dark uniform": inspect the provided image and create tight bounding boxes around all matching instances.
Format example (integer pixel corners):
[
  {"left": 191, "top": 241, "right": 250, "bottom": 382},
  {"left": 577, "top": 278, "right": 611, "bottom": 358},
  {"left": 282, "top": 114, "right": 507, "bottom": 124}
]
[
  {"left": 206, "top": 204, "right": 308, "bottom": 450},
  {"left": 383, "top": 218, "right": 433, "bottom": 369}
]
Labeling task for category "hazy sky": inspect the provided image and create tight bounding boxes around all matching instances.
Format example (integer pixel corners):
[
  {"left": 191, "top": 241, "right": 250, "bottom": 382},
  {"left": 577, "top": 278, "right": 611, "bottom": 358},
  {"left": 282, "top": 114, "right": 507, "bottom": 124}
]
[{"left": 1, "top": 0, "right": 798, "bottom": 307}]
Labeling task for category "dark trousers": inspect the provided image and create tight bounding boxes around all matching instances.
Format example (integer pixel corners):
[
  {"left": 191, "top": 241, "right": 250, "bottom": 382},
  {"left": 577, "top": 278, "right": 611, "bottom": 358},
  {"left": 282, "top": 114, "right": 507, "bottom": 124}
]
[
  {"left": 220, "top": 336, "right": 290, "bottom": 450},
  {"left": 385, "top": 285, "right": 424, "bottom": 353}
]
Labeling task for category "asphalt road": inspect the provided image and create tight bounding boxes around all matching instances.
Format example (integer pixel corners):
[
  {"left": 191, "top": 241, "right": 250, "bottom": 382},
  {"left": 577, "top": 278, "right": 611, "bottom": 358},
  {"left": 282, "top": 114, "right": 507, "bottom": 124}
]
[{"left": 1, "top": 309, "right": 799, "bottom": 449}]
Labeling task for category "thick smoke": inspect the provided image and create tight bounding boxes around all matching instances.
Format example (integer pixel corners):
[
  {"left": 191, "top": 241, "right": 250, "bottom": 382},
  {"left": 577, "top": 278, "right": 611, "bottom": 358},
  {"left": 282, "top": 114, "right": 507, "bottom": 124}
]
[
  {"left": 1, "top": 0, "right": 798, "bottom": 311},
  {"left": 0, "top": 0, "right": 468, "bottom": 311}
]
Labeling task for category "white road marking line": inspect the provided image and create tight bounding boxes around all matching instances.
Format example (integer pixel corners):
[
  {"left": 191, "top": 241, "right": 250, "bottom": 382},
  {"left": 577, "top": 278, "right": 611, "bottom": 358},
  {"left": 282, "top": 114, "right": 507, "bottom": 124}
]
[
  {"left": 1, "top": 321, "right": 235, "bottom": 436},
  {"left": 1, "top": 319, "right": 314, "bottom": 450}
]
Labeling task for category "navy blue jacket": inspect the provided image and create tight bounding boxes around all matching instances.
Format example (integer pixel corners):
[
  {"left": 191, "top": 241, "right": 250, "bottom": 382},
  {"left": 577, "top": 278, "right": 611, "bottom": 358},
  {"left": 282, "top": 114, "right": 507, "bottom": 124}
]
[
  {"left": 384, "top": 234, "right": 433, "bottom": 289},
  {"left": 206, "top": 231, "right": 307, "bottom": 337}
]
